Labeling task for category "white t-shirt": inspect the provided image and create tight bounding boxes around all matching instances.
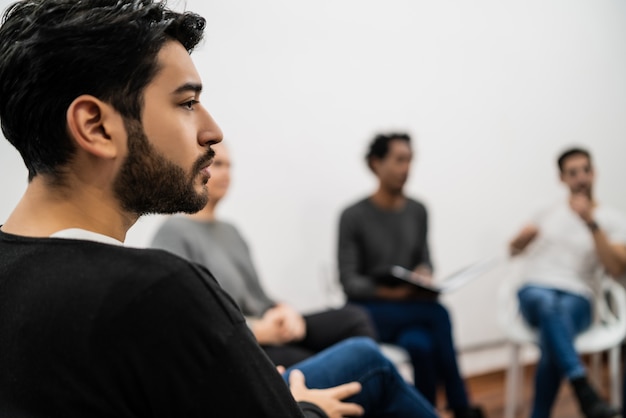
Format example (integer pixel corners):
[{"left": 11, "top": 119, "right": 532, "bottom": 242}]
[
  {"left": 50, "top": 228, "right": 124, "bottom": 246},
  {"left": 521, "top": 200, "right": 626, "bottom": 298}
]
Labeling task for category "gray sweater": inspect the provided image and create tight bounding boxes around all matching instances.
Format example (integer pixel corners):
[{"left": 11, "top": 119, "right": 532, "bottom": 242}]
[
  {"left": 151, "top": 216, "right": 275, "bottom": 317},
  {"left": 338, "top": 197, "right": 432, "bottom": 300}
]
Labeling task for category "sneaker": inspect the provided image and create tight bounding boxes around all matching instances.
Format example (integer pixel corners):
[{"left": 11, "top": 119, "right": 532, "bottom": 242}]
[
  {"left": 452, "top": 405, "right": 486, "bottom": 418},
  {"left": 570, "top": 376, "right": 621, "bottom": 418}
]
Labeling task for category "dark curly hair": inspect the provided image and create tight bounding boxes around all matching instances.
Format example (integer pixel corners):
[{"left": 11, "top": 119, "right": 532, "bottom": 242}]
[
  {"left": 365, "top": 132, "right": 411, "bottom": 171},
  {"left": 0, "top": 0, "right": 206, "bottom": 181}
]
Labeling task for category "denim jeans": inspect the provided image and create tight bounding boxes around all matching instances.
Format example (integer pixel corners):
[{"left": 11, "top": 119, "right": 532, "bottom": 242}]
[
  {"left": 518, "top": 285, "right": 592, "bottom": 418},
  {"left": 282, "top": 337, "right": 438, "bottom": 418},
  {"left": 356, "top": 299, "right": 469, "bottom": 409}
]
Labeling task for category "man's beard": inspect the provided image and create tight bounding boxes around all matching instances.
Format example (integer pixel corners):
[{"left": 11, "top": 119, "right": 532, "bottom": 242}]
[{"left": 113, "top": 119, "right": 213, "bottom": 216}]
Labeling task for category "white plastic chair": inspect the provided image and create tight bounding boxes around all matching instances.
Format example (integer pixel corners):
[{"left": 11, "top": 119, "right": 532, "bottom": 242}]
[
  {"left": 379, "top": 343, "right": 414, "bottom": 383},
  {"left": 497, "top": 275, "right": 626, "bottom": 418}
]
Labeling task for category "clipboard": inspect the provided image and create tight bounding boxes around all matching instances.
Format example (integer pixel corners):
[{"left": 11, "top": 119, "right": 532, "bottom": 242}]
[{"left": 387, "top": 256, "right": 502, "bottom": 294}]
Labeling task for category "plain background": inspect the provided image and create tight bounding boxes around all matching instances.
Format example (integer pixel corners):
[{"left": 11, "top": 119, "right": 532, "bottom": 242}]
[{"left": 1, "top": 0, "right": 625, "bottom": 372}]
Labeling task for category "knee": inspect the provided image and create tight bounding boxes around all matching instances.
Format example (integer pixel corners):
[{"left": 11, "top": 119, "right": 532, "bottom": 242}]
[
  {"left": 429, "top": 302, "right": 452, "bottom": 328},
  {"left": 339, "top": 337, "right": 392, "bottom": 367},
  {"left": 519, "top": 286, "right": 557, "bottom": 313},
  {"left": 341, "top": 336, "right": 379, "bottom": 353},
  {"left": 397, "top": 328, "right": 434, "bottom": 355}
]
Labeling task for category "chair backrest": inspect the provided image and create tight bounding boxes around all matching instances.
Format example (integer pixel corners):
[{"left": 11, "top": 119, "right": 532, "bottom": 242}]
[{"left": 496, "top": 262, "right": 626, "bottom": 353}]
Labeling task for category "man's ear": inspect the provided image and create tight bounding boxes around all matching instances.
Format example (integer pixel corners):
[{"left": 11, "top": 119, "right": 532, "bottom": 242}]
[
  {"left": 66, "top": 95, "right": 125, "bottom": 159},
  {"left": 369, "top": 157, "right": 381, "bottom": 175}
]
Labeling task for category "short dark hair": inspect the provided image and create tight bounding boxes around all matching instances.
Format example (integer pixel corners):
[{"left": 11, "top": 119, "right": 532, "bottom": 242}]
[
  {"left": 557, "top": 147, "right": 592, "bottom": 173},
  {"left": 0, "top": 0, "right": 206, "bottom": 181},
  {"left": 365, "top": 132, "right": 411, "bottom": 169}
]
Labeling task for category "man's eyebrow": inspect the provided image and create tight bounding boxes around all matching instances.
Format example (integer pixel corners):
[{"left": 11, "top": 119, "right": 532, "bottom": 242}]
[{"left": 172, "top": 82, "right": 203, "bottom": 95}]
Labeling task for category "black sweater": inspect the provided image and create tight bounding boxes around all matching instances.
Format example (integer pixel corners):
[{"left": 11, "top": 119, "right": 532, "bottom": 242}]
[{"left": 0, "top": 230, "right": 325, "bottom": 417}]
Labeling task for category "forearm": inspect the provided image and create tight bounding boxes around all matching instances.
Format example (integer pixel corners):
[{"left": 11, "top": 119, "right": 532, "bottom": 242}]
[
  {"left": 509, "top": 240, "right": 525, "bottom": 256},
  {"left": 589, "top": 222, "right": 626, "bottom": 277},
  {"left": 509, "top": 224, "right": 539, "bottom": 256}
]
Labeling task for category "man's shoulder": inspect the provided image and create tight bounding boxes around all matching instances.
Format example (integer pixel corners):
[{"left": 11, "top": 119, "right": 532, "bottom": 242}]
[
  {"left": 597, "top": 204, "right": 626, "bottom": 235},
  {"left": 598, "top": 204, "right": 626, "bottom": 221},
  {"left": 0, "top": 234, "right": 238, "bottom": 320},
  {"left": 1, "top": 233, "right": 208, "bottom": 286},
  {"left": 525, "top": 199, "right": 566, "bottom": 224},
  {"left": 405, "top": 197, "right": 427, "bottom": 212},
  {"left": 100, "top": 244, "right": 221, "bottom": 294},
  {"left": 80, "top": 238, "right": 195, "bottom": 268},
  {"left": 341, "top": 197, "right": 371, "bottom": 215},
  {"left": 340, "top": 196, "right": 428, "bottom": 218},
  {"left": 109, "top": 247, "right": 244, "bottom": 325},
  {"left": 121, "top": 244, "right": 201, "bottom": 272}
]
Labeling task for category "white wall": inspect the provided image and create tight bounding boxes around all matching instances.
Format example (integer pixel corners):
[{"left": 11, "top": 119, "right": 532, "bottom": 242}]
[{"left": 2, "top": 0, "right": 626, "bottom": 370}]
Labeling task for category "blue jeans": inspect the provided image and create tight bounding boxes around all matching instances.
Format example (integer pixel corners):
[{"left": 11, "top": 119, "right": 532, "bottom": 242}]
[
  {"left": 518, "top": 285, "right": 592, "bottom": 418},
  {"left": 356, "top": 300, "right": 469, "bottom": 409},
  {"left": 282, "top": 337, "right": 438, "bottom": 418}
]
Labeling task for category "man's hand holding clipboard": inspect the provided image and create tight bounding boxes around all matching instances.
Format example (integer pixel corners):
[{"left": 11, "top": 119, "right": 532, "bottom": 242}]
[{"left": 382, "top": 255, "right": 503, "bottom": 296}]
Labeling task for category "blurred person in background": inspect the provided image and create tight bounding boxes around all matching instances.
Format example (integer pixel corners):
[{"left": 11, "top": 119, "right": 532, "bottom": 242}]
[
  {"left": 509, "top": 147, "right": 626, "bottom": 418},
  {"left": 337, "top": 132, "right": 484, "bottom": 418}
]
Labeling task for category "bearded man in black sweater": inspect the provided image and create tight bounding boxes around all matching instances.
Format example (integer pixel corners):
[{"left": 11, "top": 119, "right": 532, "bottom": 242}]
[{"left": 0, "top": 1, "right": 363, "bottom": 417}]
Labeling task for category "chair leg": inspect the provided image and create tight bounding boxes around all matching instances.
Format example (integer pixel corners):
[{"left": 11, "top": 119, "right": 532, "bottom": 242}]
[
  {"left": 505, "top": 343, "right": 522, "bottom": 418},
  {"left": 608, "top": 346, "right": 621, "bottom": 407}
]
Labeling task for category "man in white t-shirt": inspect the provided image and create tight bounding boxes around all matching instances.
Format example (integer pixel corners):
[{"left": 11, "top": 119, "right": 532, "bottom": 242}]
[{"left": 509, "top": 147, "right": 626, "bottom": 418}]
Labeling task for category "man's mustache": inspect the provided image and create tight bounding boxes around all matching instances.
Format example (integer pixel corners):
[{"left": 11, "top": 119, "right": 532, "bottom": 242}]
[{"left": 193, "top": 148, "right": 216, "bottom": 173}]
